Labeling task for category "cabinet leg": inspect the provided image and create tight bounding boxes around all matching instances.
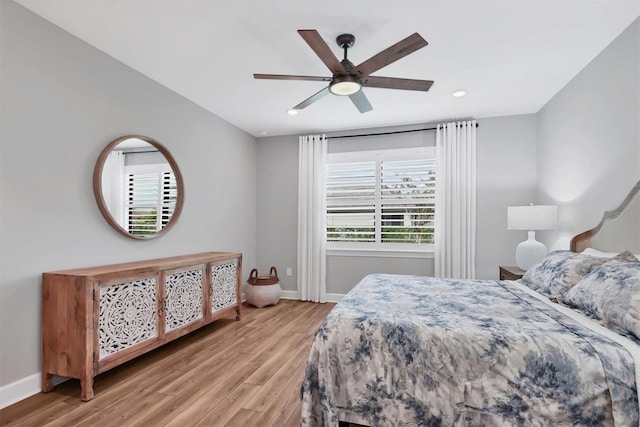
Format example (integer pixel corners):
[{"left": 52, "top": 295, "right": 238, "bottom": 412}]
[
  {"left": 80, "top": 376, "right": 94, "bottom": 401},
  {"left": 235, "top": 306, "right": 241, "bottom": 321},
  {"left": 41, "top": 372, "right": 54, "bottom": 393}
]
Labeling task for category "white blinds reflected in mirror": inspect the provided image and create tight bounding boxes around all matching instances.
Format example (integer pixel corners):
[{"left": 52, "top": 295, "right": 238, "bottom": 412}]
[{"left": 125, "top": 163, "right": 177, "bottom": 236}]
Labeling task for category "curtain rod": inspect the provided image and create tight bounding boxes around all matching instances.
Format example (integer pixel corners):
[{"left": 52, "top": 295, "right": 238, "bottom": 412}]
[{"left": 328, "top": 122, "right": 479, "bottom": 140}]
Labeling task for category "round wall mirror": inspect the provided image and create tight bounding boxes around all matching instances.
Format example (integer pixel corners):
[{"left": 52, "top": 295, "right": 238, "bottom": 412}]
[{"left": 93, "top": 135, "right": 184, "bottom": 240}]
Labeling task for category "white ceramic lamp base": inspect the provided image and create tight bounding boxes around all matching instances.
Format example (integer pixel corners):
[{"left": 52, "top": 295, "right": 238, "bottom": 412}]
[{"left": 515, "top": 230, "right": 548, "bottom": 271}]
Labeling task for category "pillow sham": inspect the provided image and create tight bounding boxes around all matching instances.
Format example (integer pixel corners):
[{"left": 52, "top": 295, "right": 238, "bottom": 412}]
[
  {"left": 562, "top": 257, "right": 640, "bottom": 339},
  {"left": 580, "top": 248, "right": 618, "bottom": 258},
  {"left": 612, "top": 250, "right": 640, "bottom": 263},
  {"left": 521, "top": 250, "right": 609, "bottom": 296},
  {"left": 581, "top": 248, "right": 640, "bottom": 260}
]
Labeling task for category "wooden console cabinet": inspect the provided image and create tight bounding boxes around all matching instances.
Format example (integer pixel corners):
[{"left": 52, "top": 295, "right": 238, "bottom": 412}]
[{"left": 41, "top": 252, "right": 242, "bottom": 401}]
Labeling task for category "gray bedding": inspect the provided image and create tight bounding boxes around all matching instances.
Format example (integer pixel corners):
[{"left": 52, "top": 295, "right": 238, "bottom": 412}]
[{"left": 300, "top": 274, "right": 638, "bottom": 426}]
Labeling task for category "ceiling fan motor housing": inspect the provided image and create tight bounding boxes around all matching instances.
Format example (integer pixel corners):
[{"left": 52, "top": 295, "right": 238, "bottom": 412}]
[{"left": 330, "top": 33, "right": 361, "bottom": 95}]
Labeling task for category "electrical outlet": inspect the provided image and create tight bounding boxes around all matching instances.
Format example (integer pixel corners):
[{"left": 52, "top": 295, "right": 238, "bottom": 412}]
[{"left": 286, "top": 267, "right": 292, "bottom": 276}]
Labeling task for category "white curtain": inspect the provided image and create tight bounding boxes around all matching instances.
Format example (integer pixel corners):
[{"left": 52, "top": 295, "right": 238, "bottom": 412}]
[
  {"left": 297, "top": 134, "right": 327, "bottom": 303},
  {"left": 435, "top": 120, "right": 477, "bottom": 279},
  {"left": 101, "top": 150, "right": 125, "bottom": 225}
]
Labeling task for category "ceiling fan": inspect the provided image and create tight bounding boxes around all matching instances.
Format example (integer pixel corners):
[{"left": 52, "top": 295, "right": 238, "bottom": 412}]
[{"left": 254, "top": 30, "right": 434, "bottom": 114}]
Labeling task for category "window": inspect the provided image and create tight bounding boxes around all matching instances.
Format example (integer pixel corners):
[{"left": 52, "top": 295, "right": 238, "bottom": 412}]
[
  {"left": 125, "top": 163, "right": 177, "bottom": 237},
  {"left": 326, "top": 147, "right": 435, "bottom": 252}
]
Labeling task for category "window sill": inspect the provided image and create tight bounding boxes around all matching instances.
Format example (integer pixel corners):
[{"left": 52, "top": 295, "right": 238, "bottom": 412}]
[{"left": 327, "top": 248, "right": 434, "bottom": 259}]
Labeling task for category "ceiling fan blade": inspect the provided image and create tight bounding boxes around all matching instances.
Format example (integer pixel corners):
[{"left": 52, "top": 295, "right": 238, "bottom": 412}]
[
  {"left": 298, "top": 30, "right": 346, "bottom": 76},
  {"left": 349, "top": 90, "right": 373, "bottom": 113},
  {"left": 254, "top": 74, "right": 332, "bottom": 82},
  {"left": 292, "top": 86, "right": 331, "bottom": 110},
  {"left": 352, "top": 33, "right": 428, "bottom": 78},
  {"left": 362, "top": 76, "right": 434, "bottom": 91}
]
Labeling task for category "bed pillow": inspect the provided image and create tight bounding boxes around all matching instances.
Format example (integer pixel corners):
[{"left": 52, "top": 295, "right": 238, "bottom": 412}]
[
  {"left": 521, "top": 250, "right": 609, "bottom": 296},
  {"left": 612, "top": 250, "right": 640, "bottom": 263},
  {"left": 581, "top": 248, "right": 618, "bottom": 258},
  {"left": 581, "top": 248, "right": 640, "bottom": 259},
  {"left": 562, "top": 256, "right": 640, "bottom": 339}
]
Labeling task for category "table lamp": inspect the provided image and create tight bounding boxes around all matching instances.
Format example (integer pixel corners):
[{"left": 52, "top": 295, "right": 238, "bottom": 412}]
[{"left": 507, "top": 204, "right": 557, "bottom": 271}]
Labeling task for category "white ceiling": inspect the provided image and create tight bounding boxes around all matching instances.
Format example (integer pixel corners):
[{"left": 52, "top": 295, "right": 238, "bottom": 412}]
[{"left": 14, "top": 0, "right": 640, "bottom": 137}]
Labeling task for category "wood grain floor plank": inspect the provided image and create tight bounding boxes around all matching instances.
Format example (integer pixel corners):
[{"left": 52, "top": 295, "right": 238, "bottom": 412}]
[
  {"left": 242, "top": 339, "right": 311, "bottom": 413},
  {"left": 253, "top": 364, "right": 307, "bottom": 426},
  {"left": 189, "top": 383, "right": 261, "bottom": 427},
  {"left": 283, "top": 401, "right": 304, "bottom": 427},
  {"left": 43, "top": 366, "right": 191, "bottom": 426},
  {"left": 0, "top": 401, "right": 76, "bottom": 427},
  {"left": 0, "top": 383, "right": 78, "bottom": 426},
  {"left": 136, "top": 359, "right": 263, "bottom": 426},
  {"left": 244, "top": 332, "right": 309, "bottom": 386},
  {"left": 72, "top": 392, "right": 175, "bottom": 427},
  {"left": 223, "top": 408, "right": 263, "bottom": 427},
  {"left": 0, "top": 300, "right": 335, "bottom": 426}
]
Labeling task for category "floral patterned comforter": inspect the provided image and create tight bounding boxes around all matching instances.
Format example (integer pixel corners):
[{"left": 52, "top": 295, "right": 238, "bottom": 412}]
[{"left": 300, "top": 274, "right": 639, "bottom": 426}]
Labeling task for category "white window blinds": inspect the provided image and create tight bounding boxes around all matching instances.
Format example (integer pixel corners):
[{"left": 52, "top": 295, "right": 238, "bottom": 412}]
[
  {"left": 326, "top": 148, "right": 435, "bottom": 249},
  {"left": 326, "top": 161, "right": 376, "bottom": 243},
  {"left": 380, "top": 158, "right": 436, "bottom": 244}
]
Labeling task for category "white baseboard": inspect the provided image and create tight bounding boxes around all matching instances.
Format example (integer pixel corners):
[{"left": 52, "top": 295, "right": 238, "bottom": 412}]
[
  {"left": 0, "top": 372, "right": 40, "bottom": 409},
  {"left": 280, "top": 290, "right": 344, "bottom": 303},
  {"left": 326, "top": 293, "right": 344, "bottom": 303},
  {"left": 280, "top": 290, "right": 299, "bottom": 300}
]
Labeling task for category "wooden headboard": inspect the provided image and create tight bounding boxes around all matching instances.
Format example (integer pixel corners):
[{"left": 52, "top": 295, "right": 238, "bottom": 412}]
[{"left": 570, "top": 180, "right": 640, "bottom": 253}]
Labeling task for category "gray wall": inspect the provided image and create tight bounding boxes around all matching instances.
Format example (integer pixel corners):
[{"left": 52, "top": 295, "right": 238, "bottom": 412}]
[
  {"left": 476, "top": 114, "right": 538, "bottom": 279},
  {"left": 256, "top": 115, "right": 537, "bottom": 295},
  {"left": 0, "top": 1, "right": 257, "bottom": 390},
  {"left": 536, "top": 18, "right": 640, "bottom": 250}
]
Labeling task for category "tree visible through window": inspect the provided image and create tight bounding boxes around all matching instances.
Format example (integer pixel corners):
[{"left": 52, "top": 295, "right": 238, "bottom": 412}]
[{"left": 326, "top": 148, "right": 435, "bottom": 250}]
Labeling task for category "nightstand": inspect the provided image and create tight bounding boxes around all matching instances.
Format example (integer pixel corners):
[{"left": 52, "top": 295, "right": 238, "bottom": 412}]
[{"left": 499, "top": 266, "right": 525, "bottom": 280}]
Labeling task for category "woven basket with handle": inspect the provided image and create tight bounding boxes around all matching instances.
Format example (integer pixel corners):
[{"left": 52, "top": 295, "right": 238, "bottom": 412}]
[{"left": 247, "top": 266, "right": 279, "bottom": 286}]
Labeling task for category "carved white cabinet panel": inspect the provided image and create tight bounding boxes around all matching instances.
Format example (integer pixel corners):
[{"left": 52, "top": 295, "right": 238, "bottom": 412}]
[
  {"left": 210, "top": 260, "right": 239, "bottom": 314},
  {"left": 98, "top": 276, "right": 159, "bottom": 360},
  {"left": 42, "top": 252, "right": 241, "bottom": 401},
  {"left": 164, "top": 267, "right": 205, "bottom": 335}
]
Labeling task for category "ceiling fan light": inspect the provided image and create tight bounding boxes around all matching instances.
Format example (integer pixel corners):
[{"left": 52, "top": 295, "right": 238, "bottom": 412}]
[
  {"left": 287, "top": 109, "right": 299, "bottom": 115},
  {"left": 329, "top": 76, "right": 361, "bottom": 96}
]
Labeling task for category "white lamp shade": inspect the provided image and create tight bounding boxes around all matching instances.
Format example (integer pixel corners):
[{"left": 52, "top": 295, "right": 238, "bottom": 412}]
[{"left": 508, "top": 205, "right": 557, "bottom": 231}]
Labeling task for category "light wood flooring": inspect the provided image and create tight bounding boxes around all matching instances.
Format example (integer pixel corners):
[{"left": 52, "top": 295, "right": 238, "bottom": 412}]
[{"left": 0, "top": 299, "right": 335, "bottom": 427}]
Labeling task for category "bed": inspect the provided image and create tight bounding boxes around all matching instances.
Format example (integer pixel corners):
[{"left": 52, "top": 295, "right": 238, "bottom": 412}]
[{"left": 300, "top": 181, "right": 640, "bottom": 426}]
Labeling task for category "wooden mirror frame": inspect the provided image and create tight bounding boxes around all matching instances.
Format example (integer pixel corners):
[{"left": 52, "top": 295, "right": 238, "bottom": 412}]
[
  {"left": 570, "top": 179, "right": 640, "bottom": 252},
  {"left": 93, "top": 135, "right": 185, "bottom": 240}
]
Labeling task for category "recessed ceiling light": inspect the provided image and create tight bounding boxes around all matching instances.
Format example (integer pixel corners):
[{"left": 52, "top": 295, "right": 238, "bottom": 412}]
[
  {"left": 453, "top": 90, "right": 467, "bottom": 97},
  {"left": 287, "top": 109, "right": 299, "bottom": 115},
  {"left": 258, "top": 131, "right": 267, "bottom": 136}
]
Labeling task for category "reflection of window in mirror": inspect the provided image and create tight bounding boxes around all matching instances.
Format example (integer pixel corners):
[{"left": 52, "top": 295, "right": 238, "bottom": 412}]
[{"left": 101, "top": 139, "right": 177, "bottom": 237}]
